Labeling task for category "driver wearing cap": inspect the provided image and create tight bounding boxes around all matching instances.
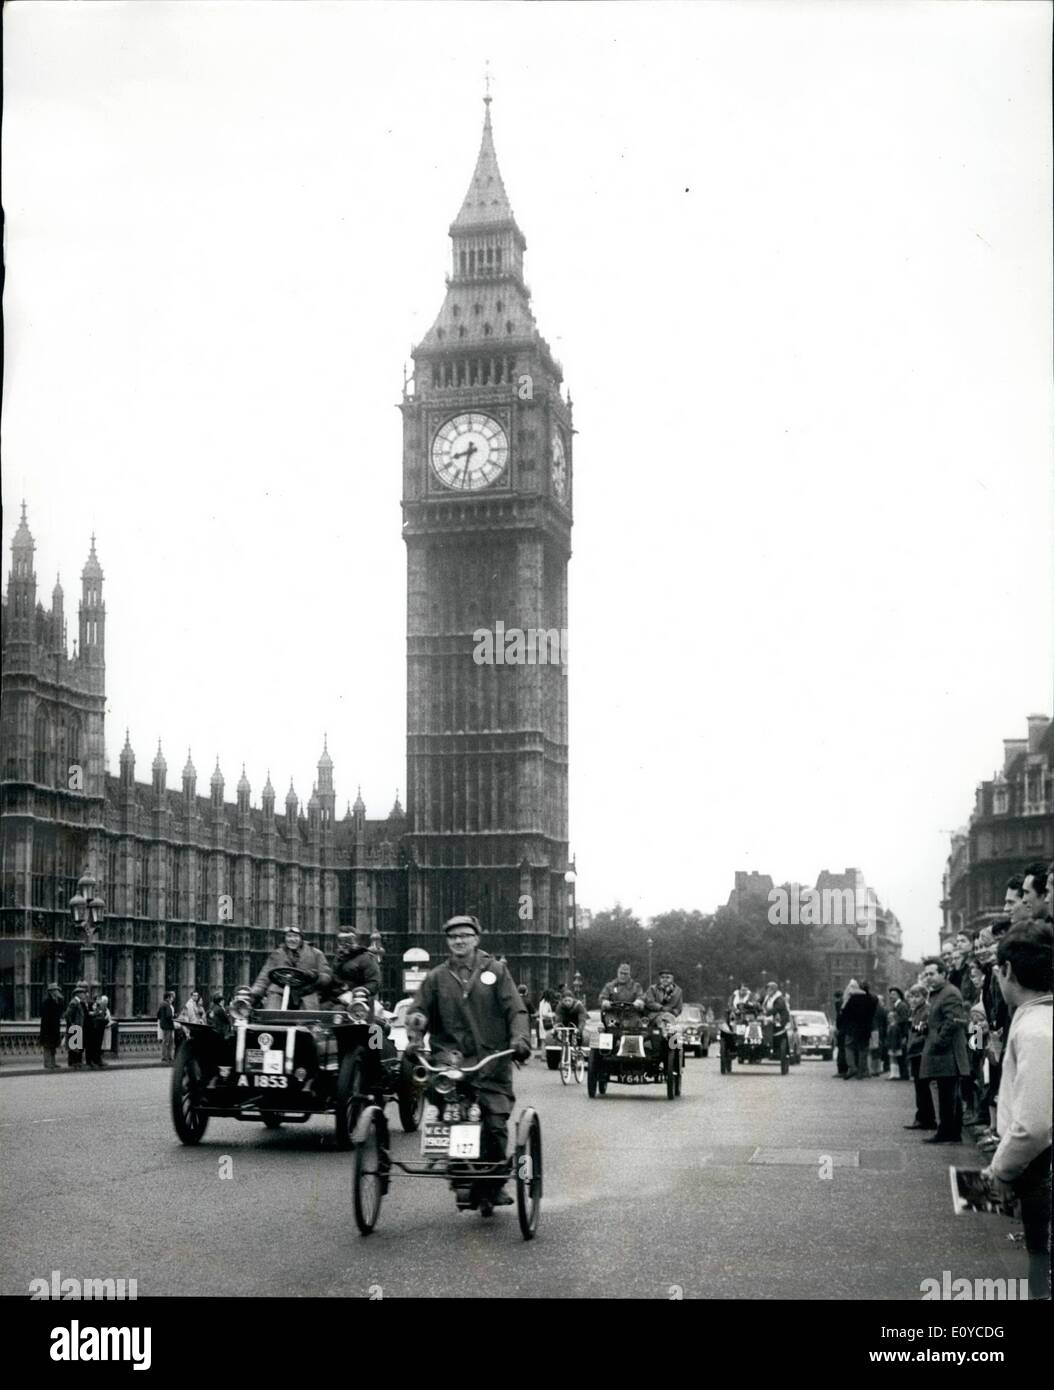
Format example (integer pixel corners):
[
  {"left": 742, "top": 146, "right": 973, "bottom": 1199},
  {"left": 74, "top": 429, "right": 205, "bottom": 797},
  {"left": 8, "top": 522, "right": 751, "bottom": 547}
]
[
  {"left": 250, "top": 926, "right": 331, "bottom": 1009},
  {"left": 405, "top": 915, "right": 531, "bottom": 1207}
]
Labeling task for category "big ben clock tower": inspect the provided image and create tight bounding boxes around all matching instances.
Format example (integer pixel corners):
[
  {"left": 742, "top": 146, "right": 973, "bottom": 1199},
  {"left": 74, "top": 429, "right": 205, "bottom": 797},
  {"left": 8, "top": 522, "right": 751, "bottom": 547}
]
[{"left": 401, "top": 96, "right": 572, "bottom": 993}]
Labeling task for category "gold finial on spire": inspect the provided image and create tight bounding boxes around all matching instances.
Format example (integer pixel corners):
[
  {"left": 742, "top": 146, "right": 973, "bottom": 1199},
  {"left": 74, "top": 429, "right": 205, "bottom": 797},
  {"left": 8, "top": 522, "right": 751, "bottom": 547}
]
[{"left": 484, "top": 59, "right": 492, "bottom": 106}]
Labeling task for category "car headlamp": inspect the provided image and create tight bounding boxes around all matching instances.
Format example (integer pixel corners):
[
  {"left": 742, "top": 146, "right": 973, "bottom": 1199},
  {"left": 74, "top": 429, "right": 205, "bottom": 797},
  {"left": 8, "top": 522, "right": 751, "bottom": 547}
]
[
  {"left": 349, "top": 1003, "right": 370, "bottom": 1024},
  {"left": 434, "top": 1070, "right": 462, "bottom": 1094},
  {"left": 231, "top": 995, "right": 252, "bottom": 1020}
]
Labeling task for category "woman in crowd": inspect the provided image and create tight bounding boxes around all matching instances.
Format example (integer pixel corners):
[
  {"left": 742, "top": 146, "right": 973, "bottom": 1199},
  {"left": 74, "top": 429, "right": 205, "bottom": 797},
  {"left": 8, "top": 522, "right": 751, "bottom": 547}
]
[
  {"left": 177, "top": 990, "right": 206, "bottom": 1038},
  {"left": 886, "top": 986, "right": 910, "bottom": 1079}
]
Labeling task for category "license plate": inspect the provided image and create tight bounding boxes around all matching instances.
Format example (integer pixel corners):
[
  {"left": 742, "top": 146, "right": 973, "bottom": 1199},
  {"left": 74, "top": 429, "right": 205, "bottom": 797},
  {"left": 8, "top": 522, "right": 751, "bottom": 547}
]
[
  {"left": 597, "top": 1033, "right": 613, "bottom": 1051},
  {"left": 421, "top": 1122, "right": 481, "bottom": 1157},
  {"left": 246, "top": 1048, "right": 284, "bottom": 1074},
  {"left": 255, "top": 1075, "right": 287, "bottom": 1088}
]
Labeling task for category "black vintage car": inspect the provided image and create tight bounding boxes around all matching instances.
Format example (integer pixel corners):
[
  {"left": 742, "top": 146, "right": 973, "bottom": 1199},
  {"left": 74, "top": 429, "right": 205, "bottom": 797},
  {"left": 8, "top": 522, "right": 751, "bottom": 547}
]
[
  {"left": 170, "top": 968, "right": 422, "bottom": 1149},
  {"left": 586, "top": 1001, "right": 682, "bottom": 1099},
  {"left": 719, "top": 1004, "right": 792, "bottom": 1075}
]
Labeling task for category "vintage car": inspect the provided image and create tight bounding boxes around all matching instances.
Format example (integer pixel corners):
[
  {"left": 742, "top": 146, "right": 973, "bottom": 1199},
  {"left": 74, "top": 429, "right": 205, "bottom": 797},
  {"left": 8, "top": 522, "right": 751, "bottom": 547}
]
[
  {"left": 587, "top": 1000, "right": 682, "bottom": 1099},
  {"left": 791, "top": 1009, "right": 833, "bottom": 1060},
  {"left": 719, "top": 1004, "right": 792, "bottom": 1075},
  {"left": 672, "top": 1003, "right": 710, "bottom": 1058},
  {"left": 170, "top": 968, "right": 422, "bottom": 1149}
]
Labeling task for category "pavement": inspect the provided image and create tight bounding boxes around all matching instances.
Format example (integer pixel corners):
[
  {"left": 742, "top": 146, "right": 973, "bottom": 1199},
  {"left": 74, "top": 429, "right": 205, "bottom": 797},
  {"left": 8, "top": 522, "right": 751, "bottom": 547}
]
[{"left": 0, "top": 1054, "right": 1028, "bottom": 1298}]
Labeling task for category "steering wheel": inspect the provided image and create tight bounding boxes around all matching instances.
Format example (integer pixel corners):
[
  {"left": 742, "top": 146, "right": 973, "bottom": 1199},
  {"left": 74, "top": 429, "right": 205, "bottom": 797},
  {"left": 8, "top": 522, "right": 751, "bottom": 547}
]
[{"left": 268, "top": 966, "right": 318, "bottom": 990}]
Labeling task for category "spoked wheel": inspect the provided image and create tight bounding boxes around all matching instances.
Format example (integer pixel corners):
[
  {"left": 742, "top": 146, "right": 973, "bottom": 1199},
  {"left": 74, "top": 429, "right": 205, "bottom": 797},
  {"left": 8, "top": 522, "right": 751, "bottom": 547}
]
[
  {"left": 559, "top": 1046, "right": 572, "bottom": 1085},
  {"left": 779, "top": 1037, "right": 790, "bottom": 1075},
  {"left": 673, "top": 1048, "right": 683, "bottom": 1096},
  {"left": 515, "top": 1109, "right": 542, "bottom": 1241},
  {"left": 586, "top": 1048, "right": 600, "bottom": 1097},
  {"left": 170, "top": 1042, "right": 209, "bottom": 1144},
  {"left": 261, "top": 1113, "right": 283, "bottom": 1130},
  {"left": 352, "top": 1106, "right": 388, "bottom": 1236},
  {"left": 396, "top": 1054, "right": 424, "bottom": 1133},
  {"left": 573, "top": 1048, "right": 586, "bottom": 1084},
  {"left": 336, "top": 1046, "right": 369, "bottom": 1151},
  {"left": 597, "top": 1062, "right": 609, "bottom": 1094}
]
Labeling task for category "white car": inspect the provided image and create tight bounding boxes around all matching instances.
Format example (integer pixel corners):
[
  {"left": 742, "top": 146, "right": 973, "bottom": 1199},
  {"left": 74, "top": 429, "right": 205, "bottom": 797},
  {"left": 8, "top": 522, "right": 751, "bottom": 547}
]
[
  {"left": 385, "top": 997, "right": 416, "bottom": 1054},
  {"left": 791, "top": 1009, "right": 834, "bottom": 1060}
]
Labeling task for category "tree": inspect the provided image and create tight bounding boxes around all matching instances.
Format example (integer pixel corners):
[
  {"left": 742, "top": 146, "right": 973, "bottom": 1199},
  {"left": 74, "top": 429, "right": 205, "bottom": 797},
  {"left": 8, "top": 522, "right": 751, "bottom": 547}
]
[{"left": 576, "top": 904, "right": 643, "bottom": 1003}]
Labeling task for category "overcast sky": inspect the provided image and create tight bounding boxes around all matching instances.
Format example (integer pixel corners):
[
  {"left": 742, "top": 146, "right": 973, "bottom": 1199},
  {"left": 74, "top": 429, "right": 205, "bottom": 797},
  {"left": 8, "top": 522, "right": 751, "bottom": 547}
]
[{"left": 3, "top": 1, "right": 1051, "bottom": 961}]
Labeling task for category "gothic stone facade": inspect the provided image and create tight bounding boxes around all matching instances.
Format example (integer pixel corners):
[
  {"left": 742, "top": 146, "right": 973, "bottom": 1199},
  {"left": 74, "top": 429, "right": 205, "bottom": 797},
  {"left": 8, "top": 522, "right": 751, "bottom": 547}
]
[{"left": 0, "top": 104, "right": 572, "bottom": 1019}]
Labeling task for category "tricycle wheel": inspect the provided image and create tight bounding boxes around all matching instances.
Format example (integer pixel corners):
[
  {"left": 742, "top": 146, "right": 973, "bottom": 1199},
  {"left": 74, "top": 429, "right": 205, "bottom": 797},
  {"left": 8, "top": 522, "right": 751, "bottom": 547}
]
[
  {"left": 336, "top": 1046, "right": 369, "bottom": 1150},
  {"left": 170, "top": 1042, "right": 209, "bottom": 1145},
  {"left": 666, "top": 1048, "right": 681, "bottom": 1100},
  {"left": 396, "top": 1054, "right": 423, "bottom": 1133},
  {"left": 573, "top": 1049, "right": 586, "bottom": 1084},
  {"left": 515, "top": 1110, "right": 542, "bottom": 1240},
  {"left": 779, "top": 1036, "right": 790, "bottom": 1075},
  {"left": 559, "top": 1046, "right": 572, "bottom": 1085},
  {"left": 261, "top": 1113, "right": 283, "bottom": 1130},
  {"left": 352, "top": 1106, "right": 387, "bottom": 1236}
]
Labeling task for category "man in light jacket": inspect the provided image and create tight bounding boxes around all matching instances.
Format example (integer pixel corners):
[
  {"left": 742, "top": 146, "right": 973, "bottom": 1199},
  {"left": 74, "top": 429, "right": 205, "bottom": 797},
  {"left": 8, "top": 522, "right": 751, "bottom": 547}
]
[{"left": 981, "top": 921, "right": 1052, "bottom": 1299}]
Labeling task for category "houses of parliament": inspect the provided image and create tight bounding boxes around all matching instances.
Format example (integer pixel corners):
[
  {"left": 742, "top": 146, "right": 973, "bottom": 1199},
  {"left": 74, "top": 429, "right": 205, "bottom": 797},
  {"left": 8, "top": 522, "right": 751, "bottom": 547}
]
[{"left": 0, "top": 99, "right": 574, "bottom": 1020}]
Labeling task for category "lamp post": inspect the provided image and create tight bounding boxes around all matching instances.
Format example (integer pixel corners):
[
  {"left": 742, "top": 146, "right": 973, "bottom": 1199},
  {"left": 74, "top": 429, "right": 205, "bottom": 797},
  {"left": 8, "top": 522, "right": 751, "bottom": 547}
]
[
  {"left": 695, "top": 961, "right": 702, "bottom": 1004},
  {"left": 646, "top": 936, "right": 654, "bottom": 987},
  {"left": 69, "top": 870, "right": 105, "bottom": 991},
  {"left": 564, "top": 861, "right": 577, "bottom": 988}
]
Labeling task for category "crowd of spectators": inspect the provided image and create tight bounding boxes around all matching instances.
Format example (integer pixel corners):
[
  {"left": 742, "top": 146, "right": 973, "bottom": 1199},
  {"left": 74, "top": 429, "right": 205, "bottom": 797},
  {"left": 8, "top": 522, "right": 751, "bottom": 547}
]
[{"left": 833, "top": 861, "right": 1052, "bottom": 1299}]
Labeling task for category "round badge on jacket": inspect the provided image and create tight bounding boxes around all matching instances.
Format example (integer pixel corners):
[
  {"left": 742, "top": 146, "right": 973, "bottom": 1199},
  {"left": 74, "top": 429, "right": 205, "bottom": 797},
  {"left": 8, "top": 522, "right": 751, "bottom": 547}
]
[{"left": 480, "top": 971, "right": 497, "bottom": 985}]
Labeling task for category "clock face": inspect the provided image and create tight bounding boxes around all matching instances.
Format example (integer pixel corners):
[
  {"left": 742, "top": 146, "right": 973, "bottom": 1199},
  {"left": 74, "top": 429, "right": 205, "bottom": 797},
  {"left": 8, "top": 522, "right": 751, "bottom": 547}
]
[
  {"left": 431, "top": 413, "right": 509, "bottom": 491},
  {"left": 550, "top": 427, "right": 569, "bottom": 502}
]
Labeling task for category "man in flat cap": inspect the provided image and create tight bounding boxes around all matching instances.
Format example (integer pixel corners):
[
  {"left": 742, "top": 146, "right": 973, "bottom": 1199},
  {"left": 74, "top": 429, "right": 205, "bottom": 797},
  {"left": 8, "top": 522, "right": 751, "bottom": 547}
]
[{"left": 406, "top": 915, "right": 530, "bottom": 1206}]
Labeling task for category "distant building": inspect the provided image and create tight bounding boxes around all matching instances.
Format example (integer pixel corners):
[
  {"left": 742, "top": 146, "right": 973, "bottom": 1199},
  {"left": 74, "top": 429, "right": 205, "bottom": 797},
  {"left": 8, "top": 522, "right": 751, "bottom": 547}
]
[
  {"left": 725, "top": 870, "right": 775, "bottom": 915},
  {"left": 941, "top": 715, "right": 1054, "bottom": 941},
  {"left": 722, "top": 864, "right": 904, "bottom": 1007}
]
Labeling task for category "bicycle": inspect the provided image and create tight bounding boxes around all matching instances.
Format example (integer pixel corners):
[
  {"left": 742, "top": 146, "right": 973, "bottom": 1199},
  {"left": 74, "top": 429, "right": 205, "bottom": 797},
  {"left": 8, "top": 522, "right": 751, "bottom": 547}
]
[{"left": 553, "top": 1024, "right": 586, "bottom": 1085}]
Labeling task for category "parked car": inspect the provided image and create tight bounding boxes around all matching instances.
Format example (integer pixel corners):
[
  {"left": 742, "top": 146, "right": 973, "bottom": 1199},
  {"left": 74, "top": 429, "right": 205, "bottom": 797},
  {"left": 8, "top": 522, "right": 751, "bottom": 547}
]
[
  {"left": 673, "top": 1003, "right": 709, "bottom": 1057},
  {"left": 790, "top": 1009, "right": 833, "bottom": 1060}
]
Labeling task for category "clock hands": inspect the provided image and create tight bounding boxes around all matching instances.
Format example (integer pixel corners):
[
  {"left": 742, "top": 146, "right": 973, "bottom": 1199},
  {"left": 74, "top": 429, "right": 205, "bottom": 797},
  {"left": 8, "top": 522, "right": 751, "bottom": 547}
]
[{"left": 450, "top": 442, "right": 478, "bottom": 463}]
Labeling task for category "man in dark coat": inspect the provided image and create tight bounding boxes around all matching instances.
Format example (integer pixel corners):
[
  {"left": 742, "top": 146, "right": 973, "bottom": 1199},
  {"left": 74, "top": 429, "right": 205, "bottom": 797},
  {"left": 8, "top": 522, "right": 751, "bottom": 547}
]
[
  {"left": 407, "top": 915, "right": 530, "bottom": 1206},
  {"left": 644, "top": 971, "right": 684, "bottom": 1019},
  {"left": 919, "top": 957, "right": 970, "bottom": 1142},
  {"left": 157, "top": 991, "right": 176, "bottom": 1063},
  {"left": 40, "top": 983, "right": 65, "bottom": 1071},
  {"left": 840, "top": 981, "right": 877, "bottom": 1079},
  {"left": 327, "top": 927, "right": 382, "bottom": 1001},
  {"left": 64, "top": 986, "right": 87, "bottom": 1069},
  {"left": 251, "top": 926, "right": 331, "bottom": 1008}
]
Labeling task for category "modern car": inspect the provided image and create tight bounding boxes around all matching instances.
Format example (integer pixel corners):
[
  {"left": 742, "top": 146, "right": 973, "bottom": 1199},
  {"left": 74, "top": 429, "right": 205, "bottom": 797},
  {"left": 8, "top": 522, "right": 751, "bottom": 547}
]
[
  {"left": 791, "top": 1009, "right": 833, "bottom": 1060},
  {"left": 673, "top": 1003, "right": 709, "bottom": 1057},
  {"left": 385, "top": 997, "right": 415, "bottom": 1054}
]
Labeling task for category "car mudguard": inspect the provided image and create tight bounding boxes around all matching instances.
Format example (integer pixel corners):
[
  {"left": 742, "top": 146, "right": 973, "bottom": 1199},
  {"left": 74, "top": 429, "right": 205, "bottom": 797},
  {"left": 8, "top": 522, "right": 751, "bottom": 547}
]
[{"left": 514, "top": 1106, "right": 538, "bottom": 1149}]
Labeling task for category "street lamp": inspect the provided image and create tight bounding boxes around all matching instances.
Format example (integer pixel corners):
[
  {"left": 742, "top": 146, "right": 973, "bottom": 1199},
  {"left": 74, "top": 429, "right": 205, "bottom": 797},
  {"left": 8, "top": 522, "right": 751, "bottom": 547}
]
[
  {"left": 69, "top": 870, "right": 105, "bottom": 989},
  {"left": 564, "top": 861, "right": 577, "bottom": 987},
  {"left": 646, "top": 936, "right": 653, "bottom": 987},
  {"left": 695, "top": 961, "right": 702, "bottom": 1004}
]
